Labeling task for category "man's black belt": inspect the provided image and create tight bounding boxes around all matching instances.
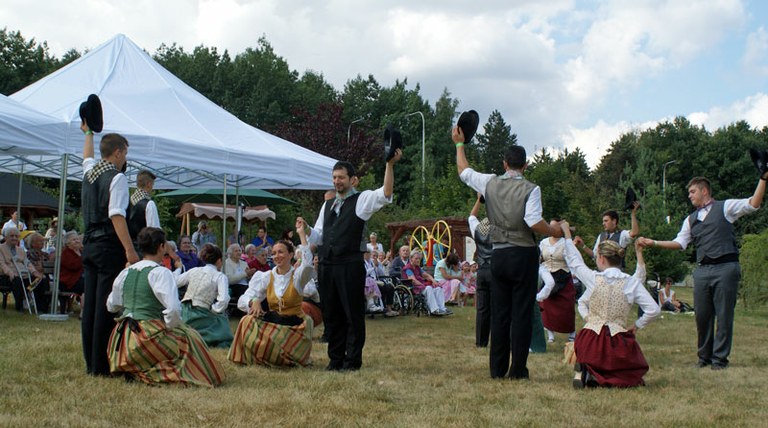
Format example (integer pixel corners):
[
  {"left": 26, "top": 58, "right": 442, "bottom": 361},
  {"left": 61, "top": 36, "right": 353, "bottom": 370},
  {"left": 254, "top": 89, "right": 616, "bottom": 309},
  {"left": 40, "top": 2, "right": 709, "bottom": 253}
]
[{"left": 699, "top": 253, "right": 739, "bottom": 265}]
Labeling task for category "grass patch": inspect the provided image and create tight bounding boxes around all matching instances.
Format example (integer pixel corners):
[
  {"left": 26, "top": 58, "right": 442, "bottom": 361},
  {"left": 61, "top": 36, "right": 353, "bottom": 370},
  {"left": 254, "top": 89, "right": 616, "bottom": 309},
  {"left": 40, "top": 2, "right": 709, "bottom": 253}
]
[{"left": 1, "top": 287, "right": 767, "bottom": 427}]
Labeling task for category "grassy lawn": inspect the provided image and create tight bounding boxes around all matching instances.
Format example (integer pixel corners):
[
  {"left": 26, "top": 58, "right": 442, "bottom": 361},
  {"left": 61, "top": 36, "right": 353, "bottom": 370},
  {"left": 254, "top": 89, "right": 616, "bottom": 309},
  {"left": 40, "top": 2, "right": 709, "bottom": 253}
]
[{"left": 1, "top": 286, "right": 767, "bottom": 427}]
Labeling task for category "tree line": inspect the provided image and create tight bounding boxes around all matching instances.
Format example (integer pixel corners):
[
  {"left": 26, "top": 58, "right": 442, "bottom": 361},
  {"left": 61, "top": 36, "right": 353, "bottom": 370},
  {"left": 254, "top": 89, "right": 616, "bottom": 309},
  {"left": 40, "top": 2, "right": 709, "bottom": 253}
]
[{"left": 3, "top": 28, "right": 768, "bottom": 304}]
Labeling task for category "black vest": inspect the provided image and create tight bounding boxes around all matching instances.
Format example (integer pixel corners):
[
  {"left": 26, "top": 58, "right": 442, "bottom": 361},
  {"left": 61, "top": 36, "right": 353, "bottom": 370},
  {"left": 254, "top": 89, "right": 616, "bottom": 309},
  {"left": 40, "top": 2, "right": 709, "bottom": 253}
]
[
  {"left": 687, "top": 201, "right": 738, "bottom": 264},
  {"left": 319, "top": 193, "right": 367, "bottom": 264},
  {"left": 473, "top": 222, "right": 493, "bottom": 268},
  {"left": 128, "top": 198, "right": 149, "bottom": 240},
  {"left": 82, "top": 169, "right": 121, "bottom": 243}
]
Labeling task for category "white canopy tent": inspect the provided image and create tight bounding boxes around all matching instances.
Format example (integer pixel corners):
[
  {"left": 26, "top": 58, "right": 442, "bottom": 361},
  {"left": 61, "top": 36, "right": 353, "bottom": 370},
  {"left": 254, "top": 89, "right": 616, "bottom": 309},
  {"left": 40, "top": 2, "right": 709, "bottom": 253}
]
[
  {"left": 0, "top": 95, "right": 68, "bottom": 155},
  {"left": 9, "top": 33, "right": 336, "bottom": 190}
]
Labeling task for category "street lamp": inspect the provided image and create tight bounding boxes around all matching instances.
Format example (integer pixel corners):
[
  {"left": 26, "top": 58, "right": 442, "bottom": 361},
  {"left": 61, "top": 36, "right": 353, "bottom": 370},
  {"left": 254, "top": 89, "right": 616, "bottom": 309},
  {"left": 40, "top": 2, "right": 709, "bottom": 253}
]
[
  {"left": 405, "top": 111, "right": 426, "bottom": 190},
  {"left": 347, "top": 117, "right": 365, "bottom": 145},
  {"left": 662, "top": 160, "right": 677, "bottom": 223}
]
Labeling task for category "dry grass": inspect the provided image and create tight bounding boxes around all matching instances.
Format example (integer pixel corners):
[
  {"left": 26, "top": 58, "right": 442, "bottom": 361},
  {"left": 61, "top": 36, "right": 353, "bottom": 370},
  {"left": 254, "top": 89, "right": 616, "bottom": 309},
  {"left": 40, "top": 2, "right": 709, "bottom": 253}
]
[{"left": 1, "top": 287, "right": 767, "bottom": 427}]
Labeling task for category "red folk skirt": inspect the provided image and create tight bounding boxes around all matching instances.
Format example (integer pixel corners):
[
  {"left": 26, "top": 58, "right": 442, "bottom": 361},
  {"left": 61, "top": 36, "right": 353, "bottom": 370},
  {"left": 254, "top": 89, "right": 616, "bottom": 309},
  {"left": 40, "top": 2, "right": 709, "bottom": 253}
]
[
  {"left": 539, "top": 278, "right": 576, "bottom": 333},
  {"left": 574, "top": 325, "right": 649, "bottom": 387}
]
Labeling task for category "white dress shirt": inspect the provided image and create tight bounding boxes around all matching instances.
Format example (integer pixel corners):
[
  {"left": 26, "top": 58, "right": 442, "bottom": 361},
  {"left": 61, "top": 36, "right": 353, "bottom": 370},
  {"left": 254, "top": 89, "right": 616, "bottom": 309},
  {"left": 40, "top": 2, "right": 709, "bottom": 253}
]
[
  {"left": 459, "top": 168, "right": 544, "bottom": 228},
  {"left": 672, "top": 198, "right": 757, "bottom": 249},
  {"left": 145, "top": 200, "right": 160, "bottom": 228},
  {"left": 308, "top": 187, "right": 393, "bottom": 247}
]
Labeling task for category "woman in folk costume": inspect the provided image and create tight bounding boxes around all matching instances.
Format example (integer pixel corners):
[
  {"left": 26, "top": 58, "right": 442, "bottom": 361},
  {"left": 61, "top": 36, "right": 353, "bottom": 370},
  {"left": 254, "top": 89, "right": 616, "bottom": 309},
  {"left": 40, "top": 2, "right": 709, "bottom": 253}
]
[
  {"left": 106, "top": 228, "right": 225, "bottom": 387},
  {"left": 228, "top": 218, "right": 315, "bottom": 367},
  {"left": 537, "top": 219, "right": 577, "bottom": 343},
  {"left": 558, "top": 221, "right": 660, "bottom": 388},
  {"left": 176, "top": 244, "right": 234, "bottom": 348}
]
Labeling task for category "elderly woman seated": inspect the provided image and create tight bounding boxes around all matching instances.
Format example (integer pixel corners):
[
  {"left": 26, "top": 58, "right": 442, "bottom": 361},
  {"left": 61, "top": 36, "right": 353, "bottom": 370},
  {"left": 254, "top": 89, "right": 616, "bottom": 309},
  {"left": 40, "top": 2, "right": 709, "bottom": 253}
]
[
  {"left": 229, "top": 219, "right": 314, "bottom": 367},
  {"left": 176, "top": 235, "right": 203, "bottom": 272},
  {"left": 244, "top": 244, "right": 271, "bottom": 272},
  {"left": 402, "top": 249, "right": 451, "bottom": 316},
  {"left": 225, "top": 244, "right": 256, "bottom": 306},
  {"left": 0, "top": 227, "right": 49, "bottom": 313},
  {"left": 58, "top": 231, "right": 86, "bottom": 313}
]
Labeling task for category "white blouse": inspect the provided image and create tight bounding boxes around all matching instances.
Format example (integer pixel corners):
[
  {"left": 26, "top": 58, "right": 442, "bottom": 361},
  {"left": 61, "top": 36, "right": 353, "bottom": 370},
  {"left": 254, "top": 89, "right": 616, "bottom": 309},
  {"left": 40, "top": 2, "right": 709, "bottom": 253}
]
[
  {"left": 107, "top": 260, "right": 182, "bottom": 329},
  {"left": 237, "top": 244, "right": 314, "bottom": 312}
]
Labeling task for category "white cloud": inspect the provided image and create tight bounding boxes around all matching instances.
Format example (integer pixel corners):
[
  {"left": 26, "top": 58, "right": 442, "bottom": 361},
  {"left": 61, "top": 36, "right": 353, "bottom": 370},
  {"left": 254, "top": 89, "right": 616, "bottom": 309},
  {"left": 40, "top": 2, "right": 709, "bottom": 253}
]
[
  {"left": 560, "top": 119, "right": 659, "bottom": 168},
  {"left": 688, "top": 93, "right": 768, "bottom": 130},
  {"left": 742, "top": 27, "right": 768, "bottom": 76}
]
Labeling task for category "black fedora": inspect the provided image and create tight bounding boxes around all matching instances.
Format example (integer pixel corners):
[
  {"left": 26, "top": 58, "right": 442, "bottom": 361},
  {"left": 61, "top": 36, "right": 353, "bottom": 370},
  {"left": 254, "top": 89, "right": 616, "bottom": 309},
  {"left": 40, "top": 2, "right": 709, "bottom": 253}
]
[
  {"left": 79, "top": 94, "right": 103, "bottom": 133},
  {"left": 749, "top": 148, "right": 768, "bottom": 178},
  {"left": 624, "top": 187, "right": 639, "bottom": 211},
  {"left": 457, "top": 110, "right": 479, "bottom": 143},
  {"left": 383, "top": 124, "right": 403, "bottom": 161}
]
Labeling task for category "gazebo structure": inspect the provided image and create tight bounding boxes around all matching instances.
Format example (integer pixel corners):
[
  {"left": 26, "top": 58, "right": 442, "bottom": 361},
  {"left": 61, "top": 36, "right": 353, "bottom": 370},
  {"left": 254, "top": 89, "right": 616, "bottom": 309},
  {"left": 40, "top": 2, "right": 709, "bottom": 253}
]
[{"left": 384, "top": 217, "right": 471, "bottom": 261}]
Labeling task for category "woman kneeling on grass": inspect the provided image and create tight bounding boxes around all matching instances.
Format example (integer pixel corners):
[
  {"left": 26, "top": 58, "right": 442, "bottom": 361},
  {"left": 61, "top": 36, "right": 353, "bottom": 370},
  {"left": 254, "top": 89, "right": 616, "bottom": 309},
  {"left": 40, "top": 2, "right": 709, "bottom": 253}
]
[
  {"left": 228, "top": 218, "right": 314, "bottom": 367},
  {"left": 107, "top": 227, "right": 225, "bottom": 387},
  {"left": 559, "top": 221, "right": 660, "bottom": 388},
  {"left": 176, "top": 243, "right": 234, "bottom": 348}
]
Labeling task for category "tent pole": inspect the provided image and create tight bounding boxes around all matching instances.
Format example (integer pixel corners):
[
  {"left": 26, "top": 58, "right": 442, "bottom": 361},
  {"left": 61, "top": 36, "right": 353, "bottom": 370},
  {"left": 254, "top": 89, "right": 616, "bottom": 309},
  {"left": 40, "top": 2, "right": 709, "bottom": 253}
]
[
  {"left": 235, "top": 181, "right": 241, "bottom": 238},
  {"left": 221, "top": 174, "right": 227, "bottom": 274},
  {"left": 40, "top": 154, "right": 69, "bottom": 321},
  {"left": 16, "top": 163, "right": 24, "bottom": 228}
]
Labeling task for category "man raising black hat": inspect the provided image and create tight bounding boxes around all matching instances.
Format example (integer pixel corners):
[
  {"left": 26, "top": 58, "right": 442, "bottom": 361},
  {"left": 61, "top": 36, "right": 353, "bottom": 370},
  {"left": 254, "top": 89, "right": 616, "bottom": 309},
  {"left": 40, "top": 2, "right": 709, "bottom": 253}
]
[
  {"left": 453, "top": 125, "right": 561, "bottom": 380},
  {"left": 306, "top": 149, "right": 402, "bottom": 372}
]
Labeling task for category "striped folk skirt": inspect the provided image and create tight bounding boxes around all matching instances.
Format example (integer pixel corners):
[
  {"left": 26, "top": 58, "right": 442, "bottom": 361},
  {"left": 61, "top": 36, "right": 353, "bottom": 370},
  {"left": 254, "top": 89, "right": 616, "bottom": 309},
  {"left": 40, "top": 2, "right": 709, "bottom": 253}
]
[
  {"left": 228, "top": 314, "right": 313, "bottom": 367},
  {"left": 107, "top": 318, "right": 225, "bottom": 387}
]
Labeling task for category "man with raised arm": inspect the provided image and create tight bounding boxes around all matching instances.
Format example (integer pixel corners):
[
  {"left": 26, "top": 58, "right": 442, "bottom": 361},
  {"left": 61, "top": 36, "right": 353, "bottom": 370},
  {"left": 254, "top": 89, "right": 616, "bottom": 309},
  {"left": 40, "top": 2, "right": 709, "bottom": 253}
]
[
  {"left": 80, "top": 121, "right": 138, "bottom": 376},
  {"left": 637, "top": 175, "right": 765, "bottom": 370},
  {"left": 452, "top": 126, "right": 561, "bottom": 380},
  {"left": 306, "top": 150, "right": 402, "bottom": 371}
]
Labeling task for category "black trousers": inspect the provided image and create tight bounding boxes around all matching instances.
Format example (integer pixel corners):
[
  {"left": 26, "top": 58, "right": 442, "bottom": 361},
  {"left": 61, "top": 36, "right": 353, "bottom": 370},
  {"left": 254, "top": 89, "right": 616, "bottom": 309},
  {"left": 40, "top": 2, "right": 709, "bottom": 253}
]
[
  {"left": 1, "top": 273, "right": 49, "bottom": 313},
  {"left": 81, "top": 237, "right": 126, "bottom": 376},
  {"left": 318, "top": 260, "right": 366, "bottom": 370},
  {"left": 489, "top": 247, "right": 538, "bottom": 379},
  {"left": 475, "top": 265, "right": 492, "bottom": 347},
  {"left": 377, "top": 281, "right": 395, "bottom": 306}
]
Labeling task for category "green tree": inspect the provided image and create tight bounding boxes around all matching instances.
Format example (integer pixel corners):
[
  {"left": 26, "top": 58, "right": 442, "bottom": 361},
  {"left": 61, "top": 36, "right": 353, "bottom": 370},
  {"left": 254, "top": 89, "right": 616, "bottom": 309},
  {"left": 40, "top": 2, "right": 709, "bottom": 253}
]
[
  {"left": 0, "top": 28, "right": 63, "bottom": 95},
  {"left": 474, "top": 110, "right": 517, "bottom": 175}
]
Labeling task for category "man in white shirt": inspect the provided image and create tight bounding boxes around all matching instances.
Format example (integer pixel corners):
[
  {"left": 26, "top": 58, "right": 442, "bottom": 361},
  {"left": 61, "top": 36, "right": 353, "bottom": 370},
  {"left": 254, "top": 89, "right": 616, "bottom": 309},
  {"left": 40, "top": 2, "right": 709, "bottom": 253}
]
[
  {"left": 2, "top": 210, "right": 27, "bottom": 235},
  {"left": 638, "top": 175, "right": 766, "bottom": 370}
]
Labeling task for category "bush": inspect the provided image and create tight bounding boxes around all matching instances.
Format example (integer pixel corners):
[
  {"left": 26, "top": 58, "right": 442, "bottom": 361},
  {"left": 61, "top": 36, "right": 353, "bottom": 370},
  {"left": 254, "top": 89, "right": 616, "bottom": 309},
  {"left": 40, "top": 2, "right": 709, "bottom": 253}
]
[{"left": 740, "top": 230, "right": 768, "bottom": 306}]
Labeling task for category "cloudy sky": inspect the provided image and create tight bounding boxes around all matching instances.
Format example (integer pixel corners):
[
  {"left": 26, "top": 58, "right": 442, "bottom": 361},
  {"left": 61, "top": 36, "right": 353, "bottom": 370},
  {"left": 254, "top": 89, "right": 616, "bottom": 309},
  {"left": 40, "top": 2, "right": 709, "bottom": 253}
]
[{"left": 4, "top": 0, "right": 768, "bottom": 167}]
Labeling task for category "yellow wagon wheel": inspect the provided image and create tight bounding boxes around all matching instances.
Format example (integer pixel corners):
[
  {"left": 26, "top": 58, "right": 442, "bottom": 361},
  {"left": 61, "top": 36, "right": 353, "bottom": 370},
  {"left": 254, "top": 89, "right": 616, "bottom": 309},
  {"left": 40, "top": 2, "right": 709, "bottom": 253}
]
[
  {"left": 409, "top": 225, "right": 432, "bottom": 264},
  {"left": 430, "top": 220, "right": 452, "bottom": 262}
]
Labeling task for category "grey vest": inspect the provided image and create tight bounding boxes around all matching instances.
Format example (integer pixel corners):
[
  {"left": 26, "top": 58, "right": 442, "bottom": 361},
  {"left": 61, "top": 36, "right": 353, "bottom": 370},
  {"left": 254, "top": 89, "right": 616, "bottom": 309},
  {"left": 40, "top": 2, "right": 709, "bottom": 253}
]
[
  {"left": 485, "top": 175, "right": 537, "bottom": 247},
  {"left": 687, "top": 201, "right": 738, "bottom": 263}
]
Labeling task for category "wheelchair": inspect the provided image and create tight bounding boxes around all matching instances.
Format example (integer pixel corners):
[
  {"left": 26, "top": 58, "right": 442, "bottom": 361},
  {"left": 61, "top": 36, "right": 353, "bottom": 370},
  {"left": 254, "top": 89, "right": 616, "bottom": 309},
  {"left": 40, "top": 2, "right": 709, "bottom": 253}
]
[{"left": 390, "top": 277, "right": 430, "bottom": 317}]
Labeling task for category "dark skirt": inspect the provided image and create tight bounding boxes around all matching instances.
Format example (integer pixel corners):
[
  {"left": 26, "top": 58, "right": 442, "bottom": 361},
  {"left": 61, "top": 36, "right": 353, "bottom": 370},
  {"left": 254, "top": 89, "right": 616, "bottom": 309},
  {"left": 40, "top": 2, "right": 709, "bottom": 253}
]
[
  {"left": 540, "top": 276, "right": 576, "bottom": 333},
  {"left": 574, "top": 326, "right": 649, "bottom": 387}
]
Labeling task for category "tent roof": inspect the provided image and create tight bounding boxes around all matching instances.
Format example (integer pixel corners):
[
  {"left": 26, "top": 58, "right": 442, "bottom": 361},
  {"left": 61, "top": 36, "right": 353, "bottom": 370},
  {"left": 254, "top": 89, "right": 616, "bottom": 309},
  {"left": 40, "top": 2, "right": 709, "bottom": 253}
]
[
  {"left": 157, "top": 187, "right": 296, "bottom": 206},
  {"left": 0, "top": 95, "right": 68, "bottom": 156},
  {"left": 9, "top": 34, "right": 336, "bottom": 190}
]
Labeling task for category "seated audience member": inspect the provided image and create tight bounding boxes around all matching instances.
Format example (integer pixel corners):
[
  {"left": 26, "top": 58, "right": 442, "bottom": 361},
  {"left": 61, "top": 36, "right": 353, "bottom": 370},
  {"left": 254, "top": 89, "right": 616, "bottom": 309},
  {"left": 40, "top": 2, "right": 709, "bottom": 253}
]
[
  {"left": 462, "top": 261, "right": 477, "bottom": 305},
  {"left": 177, "top": 235, "right": 203, "bottom": 272},
  {"left": 229, "top": 219, "right": 314, "bottom": 367},
  {"left": 0, "top": 227, "right": 48, "bottom": 313},
  {"left": 659, "top": 277, "right": 693, "bottom": 313},
  {"left": 106, "top": 227, "right": 225, "bottom": 387},
  {"left": 363, "top": 251, "right": 383, "bottom": 312},
  {"left": 434, "top": 252, "right": 464, "bottom": 305},
  {"left": 559, "top": 221, "right": 660, "bottom": 388},
  {"left": 161, "top": 241, "right": 182, "bottom": 271},
  {"left": 373, "top": 250, "right": 398, "bottom": 317},
  {"left": 251, "top": 226, "right": 274, "bottom": 249},
  {"left": 225, "top": 244, "right": 255, "bottom": 305},
  {"left": 377, "top": 250, "right": 390, "bottom": 272},
  {"left": 59, "top": 231, "right": 85, "bottom": 313},
  {"left": 388, "top": 245, "right": 409, "bottom": 278},
  {"left": 403, "top": 249, "right": 450, "bottom": 316},
  {"left": 25, "top": 231, "right": 54, "bottom": 311},
  {"left": 176, "top": 244, "right": 233, "bottom": 348},
  {"left": 44, "top": 217, "right": 63, "bottom": 253},
  {"left": 245, "top": 245, "right": 271, "bottom": 272}
]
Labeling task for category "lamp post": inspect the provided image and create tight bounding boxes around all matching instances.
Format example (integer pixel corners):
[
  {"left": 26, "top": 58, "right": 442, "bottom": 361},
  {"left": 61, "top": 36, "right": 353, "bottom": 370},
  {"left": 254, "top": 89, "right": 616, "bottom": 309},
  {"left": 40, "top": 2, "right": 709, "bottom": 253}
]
[
  {"left": 347, "top": 117, "right": 365, "bottom": 145},
  {"left": 405, "top": 111, "right": 426, "bottom": 191},
  {"left": 662, "top": 160, "right": 677, "bottom": 223}
]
